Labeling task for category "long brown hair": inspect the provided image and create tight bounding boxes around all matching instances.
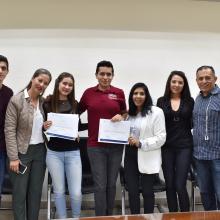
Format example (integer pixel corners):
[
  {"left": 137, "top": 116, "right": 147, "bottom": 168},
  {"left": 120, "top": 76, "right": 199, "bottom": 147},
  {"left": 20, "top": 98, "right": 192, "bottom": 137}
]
[{"left": 51, "top": 72, "right": 77, "bottom": 113}]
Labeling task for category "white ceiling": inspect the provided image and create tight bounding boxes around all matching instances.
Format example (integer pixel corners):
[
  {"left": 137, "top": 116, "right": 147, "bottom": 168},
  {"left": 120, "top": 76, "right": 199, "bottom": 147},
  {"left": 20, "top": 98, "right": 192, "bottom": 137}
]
[{"left": 1, "top": 0, "right": 220, "bottom": 33}]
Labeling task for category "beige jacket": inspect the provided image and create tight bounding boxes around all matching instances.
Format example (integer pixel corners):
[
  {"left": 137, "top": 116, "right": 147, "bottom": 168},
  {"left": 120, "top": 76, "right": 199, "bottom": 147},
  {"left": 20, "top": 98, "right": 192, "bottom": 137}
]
[{"left": 4, "top": 91, "right": 45, "bottom": 161}]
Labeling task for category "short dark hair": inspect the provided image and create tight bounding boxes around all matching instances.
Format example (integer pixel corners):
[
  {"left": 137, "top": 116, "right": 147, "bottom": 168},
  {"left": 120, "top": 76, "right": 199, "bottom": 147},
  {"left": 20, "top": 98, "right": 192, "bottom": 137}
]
[
  {"left": 128, "top": 82, "right": 153, "bottom": 117},
  {"left": 196, "top": 65, "right": 215, "bottom": 75},
  {"left": 163, "top": 70, "right": 191, "bottom": 99},
  {"left": 95, "top": 60, "right": 114, "bottom": 75},
  {"left": 0, "top": 55, "right": 9, "bottom": 70}
]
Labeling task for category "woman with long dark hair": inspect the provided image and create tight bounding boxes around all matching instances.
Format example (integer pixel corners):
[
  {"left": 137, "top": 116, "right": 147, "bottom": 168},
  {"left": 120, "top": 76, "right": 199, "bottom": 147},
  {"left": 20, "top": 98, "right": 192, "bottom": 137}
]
[
  {"left": 124, "top": 82, "right": 166, "bottom": 214},
  {"left": 157, "top": 71, "right": 194, "bottom": 212},
  {"left": 43, "top": 72, "right": 87, "bottom": 218}
]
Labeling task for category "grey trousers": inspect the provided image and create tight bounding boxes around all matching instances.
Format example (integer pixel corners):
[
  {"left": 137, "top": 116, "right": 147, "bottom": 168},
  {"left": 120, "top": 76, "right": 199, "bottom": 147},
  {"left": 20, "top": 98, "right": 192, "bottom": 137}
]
[
  {"left": 88, "top": 145, "right": 123, "bottom": 216},
  {"left": 9, "top": 143, "right": 46, "bottom": 220}
]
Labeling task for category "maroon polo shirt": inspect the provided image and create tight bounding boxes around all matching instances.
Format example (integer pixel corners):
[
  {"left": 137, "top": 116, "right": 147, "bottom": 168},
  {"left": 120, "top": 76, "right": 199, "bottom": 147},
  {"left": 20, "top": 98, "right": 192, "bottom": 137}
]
[{"left": 79, "top": 85, "right": 126, "bottom": 147}]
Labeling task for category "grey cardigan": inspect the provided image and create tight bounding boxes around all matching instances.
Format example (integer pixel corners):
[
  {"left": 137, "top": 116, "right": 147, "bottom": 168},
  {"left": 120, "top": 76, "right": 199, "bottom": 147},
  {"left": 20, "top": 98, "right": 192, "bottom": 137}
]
[{"left": 5, "top": 91, "right": 45, "bottom": 161}]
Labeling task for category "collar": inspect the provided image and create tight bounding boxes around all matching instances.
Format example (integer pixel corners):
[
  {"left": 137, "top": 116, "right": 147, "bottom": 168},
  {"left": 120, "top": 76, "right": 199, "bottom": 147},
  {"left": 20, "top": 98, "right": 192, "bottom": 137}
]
[
  {"left": 200, "top": 85, "right": 220, "bottom": 97},
  {"left": 24, "top": 89, "right": 41, "bottom": 109},
  {"left": 24, "top": 89, "right": 30, "bottom": 99},
  {"left": 210, "top": 85, "right": 220, "bottom": 95},
  {"left": 94, "top": 84, "right": 113, "bottom": 93}
]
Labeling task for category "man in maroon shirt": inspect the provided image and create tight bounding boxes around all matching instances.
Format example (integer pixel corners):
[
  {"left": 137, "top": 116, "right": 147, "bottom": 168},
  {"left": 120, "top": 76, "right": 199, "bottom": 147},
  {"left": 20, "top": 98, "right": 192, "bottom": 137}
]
[
  {"left": 0, "top": 55, "right": 13, "bottom": 206},
  {"left": 79, "top": 60, "right": 126, "bottom": 216}
]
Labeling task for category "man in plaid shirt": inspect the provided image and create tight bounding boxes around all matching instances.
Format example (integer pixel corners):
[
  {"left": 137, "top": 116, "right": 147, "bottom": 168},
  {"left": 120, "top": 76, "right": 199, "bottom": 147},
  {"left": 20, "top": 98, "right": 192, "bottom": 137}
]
[{"left": 193, "top": 65, "right": 220, "bottom": 211}]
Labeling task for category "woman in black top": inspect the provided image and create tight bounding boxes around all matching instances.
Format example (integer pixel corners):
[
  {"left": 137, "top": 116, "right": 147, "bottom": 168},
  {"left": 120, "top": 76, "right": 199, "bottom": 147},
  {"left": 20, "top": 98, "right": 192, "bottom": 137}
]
[
  {"left": 157, "top": 71, "right": 194, "bottom": 212},
  {"left": 43, "top": 72, "right": 87, "bottom": 219}
]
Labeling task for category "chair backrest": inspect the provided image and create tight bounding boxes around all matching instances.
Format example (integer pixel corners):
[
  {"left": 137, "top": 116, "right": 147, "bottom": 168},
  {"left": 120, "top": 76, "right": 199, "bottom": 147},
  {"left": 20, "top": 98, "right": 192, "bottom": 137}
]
[
  {"left": 79, "top": 137, "right": 94, "bottom": 194},
  {"left": 119, "top": 166, "right": 166, "bottom": 193}
]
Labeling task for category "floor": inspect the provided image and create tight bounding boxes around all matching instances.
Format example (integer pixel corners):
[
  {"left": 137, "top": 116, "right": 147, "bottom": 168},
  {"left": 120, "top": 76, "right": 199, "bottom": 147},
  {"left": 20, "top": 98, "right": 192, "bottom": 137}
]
[
  {"left": 0, "top": 184, "right": 203, "bottom": 219},
  {"left": 0, "top": 199, "right": 204, "bottom": 220},
  {"left": 0, "top": 205, "right": 206, "bottom": 220}
]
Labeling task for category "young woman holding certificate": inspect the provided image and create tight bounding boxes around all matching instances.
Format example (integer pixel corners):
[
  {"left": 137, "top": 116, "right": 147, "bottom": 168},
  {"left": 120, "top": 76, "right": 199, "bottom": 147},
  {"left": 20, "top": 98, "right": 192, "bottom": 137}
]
[
  {"left": 43, "top": 72, "right": 87, "bottom": 219},
  {"left": 5, "top": 68, "right": 52, "bottom": 220},
  {"left": 79, "top": 61, "right": 127, "bottom": 216},
  {"left": 124, "top": 82, "right": 166, "bottom": 214}
]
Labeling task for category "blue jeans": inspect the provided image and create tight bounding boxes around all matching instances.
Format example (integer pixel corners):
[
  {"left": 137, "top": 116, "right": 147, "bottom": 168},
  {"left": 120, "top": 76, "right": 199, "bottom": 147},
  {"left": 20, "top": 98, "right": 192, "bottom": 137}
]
[
  {"left": 46, "top": 149, "right": 82, "bottom": 218},
  {"left": 194, "top": 158, "right": 220, "bottom": 210},
  {"left": 0, "top": 151, "right": 6, "bottom": 200},
  {"left": 88, "top": 145, "right": 123, "bottom": 216}
]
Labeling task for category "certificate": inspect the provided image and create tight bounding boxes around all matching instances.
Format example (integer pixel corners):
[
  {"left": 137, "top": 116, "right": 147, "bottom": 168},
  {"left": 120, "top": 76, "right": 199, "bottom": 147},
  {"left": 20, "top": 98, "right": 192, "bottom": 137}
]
[
  {"left": 98, "top": 119, "right": 130, "bottom": 144},
  {"left": 46, "top": 113, "right": 79, "bottom": 140}
]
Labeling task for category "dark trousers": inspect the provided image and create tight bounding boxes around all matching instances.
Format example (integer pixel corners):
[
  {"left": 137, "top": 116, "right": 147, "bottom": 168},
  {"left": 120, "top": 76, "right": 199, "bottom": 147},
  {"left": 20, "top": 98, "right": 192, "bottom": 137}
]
[
  {"left": 162, "top": 147, "right": 191, "bottom": 212},
  {"left": 124, "top": 146, "right": 155, "bottom": 214},
  {"left": 194, "top": 158, "right": 220, "bottom": 211},
  {"left": 0, "top": 151, "right": 6, "bottom": 205},
  {"left": 9, "top": 144, "right": 46, "bottom": 220},
  {"left": 87, "top": 145, "right": 123, "bottom": 216}
]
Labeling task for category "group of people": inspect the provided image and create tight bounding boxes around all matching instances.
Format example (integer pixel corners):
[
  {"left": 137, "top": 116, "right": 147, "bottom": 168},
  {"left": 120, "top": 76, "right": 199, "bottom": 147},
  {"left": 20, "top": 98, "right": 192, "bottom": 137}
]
[{"left": 0, "top": 54, "right": 220, "bottom": 220}]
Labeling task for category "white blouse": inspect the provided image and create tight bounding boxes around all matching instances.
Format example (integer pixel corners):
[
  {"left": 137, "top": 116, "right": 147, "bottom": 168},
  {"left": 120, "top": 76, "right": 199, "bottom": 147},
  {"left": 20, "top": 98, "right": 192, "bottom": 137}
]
[{"left": 24, "top": 89, "right": 44, "bottom": 145}]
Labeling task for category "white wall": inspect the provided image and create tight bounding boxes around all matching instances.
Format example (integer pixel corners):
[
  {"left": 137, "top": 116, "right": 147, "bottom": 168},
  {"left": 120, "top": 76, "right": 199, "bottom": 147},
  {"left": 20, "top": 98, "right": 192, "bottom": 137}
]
[
  {"left": 1, "top": 28, "right": 220, "bottom": 200},
  {"left": 1, "top": 29, "right": 220, "bottom": 102}
]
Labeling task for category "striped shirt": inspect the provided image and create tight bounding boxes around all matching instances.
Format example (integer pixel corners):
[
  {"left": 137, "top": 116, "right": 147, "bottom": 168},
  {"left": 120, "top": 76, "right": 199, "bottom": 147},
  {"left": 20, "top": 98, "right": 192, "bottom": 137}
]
[{"left": 193, "top": 85, "right": 220, "bottom": 160}]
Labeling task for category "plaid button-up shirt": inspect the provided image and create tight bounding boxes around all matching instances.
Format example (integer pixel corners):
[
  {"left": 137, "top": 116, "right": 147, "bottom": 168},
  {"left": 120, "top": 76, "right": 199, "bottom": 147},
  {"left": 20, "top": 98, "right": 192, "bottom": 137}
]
[{"left": 193, "top": 85, "right": 220, "bottom": 160}]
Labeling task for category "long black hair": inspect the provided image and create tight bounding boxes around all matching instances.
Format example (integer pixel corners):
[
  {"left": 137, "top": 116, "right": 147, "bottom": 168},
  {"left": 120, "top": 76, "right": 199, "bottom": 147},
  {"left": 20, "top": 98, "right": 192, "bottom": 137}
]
[
  {"left": 128, "top": 82, "right": 153, "bottom": 117},
  {"left": 163, "top": 70, "right": 191, "bottom": 99}
]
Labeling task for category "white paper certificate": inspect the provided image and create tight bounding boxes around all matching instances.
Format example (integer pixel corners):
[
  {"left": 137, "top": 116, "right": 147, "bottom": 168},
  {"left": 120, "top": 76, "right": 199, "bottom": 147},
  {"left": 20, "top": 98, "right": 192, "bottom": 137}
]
[
  {"left": 98, "top": 119, "right": 130, "bottom": 144},
  {"left": 46, "top": 113, "right": 79, "bottom": 140}
]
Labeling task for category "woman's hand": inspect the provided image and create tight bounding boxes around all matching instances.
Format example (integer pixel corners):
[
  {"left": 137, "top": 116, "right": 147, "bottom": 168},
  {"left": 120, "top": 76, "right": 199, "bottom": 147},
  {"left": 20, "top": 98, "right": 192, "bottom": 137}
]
[
  {"left": 43, "top": 120, "right": 52, "bottom": 130},
  {"left": 128, "top": 136, "right": 140, "bottom": 148},
  {"left": 111, "top": 114, "right": 124, "bottom": 122},
  {"left": 9, "top": 160, "right": 20, "bottom": 173}
]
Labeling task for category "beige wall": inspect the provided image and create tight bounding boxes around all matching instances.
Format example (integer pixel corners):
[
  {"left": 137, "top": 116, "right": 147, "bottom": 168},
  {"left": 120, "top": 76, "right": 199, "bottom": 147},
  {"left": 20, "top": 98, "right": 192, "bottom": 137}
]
[{"left": 1, "top": 0, "right": 220, "bottom": 33}]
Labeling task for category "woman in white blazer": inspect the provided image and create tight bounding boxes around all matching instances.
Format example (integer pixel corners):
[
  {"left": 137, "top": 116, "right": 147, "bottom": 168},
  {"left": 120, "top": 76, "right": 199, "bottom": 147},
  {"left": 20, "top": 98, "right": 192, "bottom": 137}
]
[{"left": 124, "top": 82, "right": 166, "bottom": 214}]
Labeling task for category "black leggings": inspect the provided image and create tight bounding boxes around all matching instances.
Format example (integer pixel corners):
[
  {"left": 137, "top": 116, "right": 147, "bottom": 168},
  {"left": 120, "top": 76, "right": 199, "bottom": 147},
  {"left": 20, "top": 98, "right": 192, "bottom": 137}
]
[
  {"left": 162, "top": 147, "right": 192, "bottom": 212},
  {"left": 124, "top": 146, "right": 155, "bottom": 214}
]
